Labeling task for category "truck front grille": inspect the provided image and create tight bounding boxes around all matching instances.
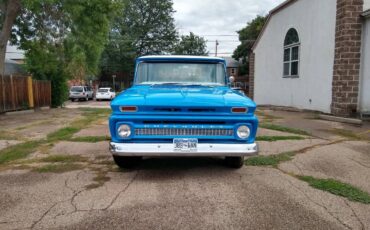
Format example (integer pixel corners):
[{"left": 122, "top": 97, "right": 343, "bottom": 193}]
[{"left": 135, "top": 128, "right": 234, "bottom": 137}]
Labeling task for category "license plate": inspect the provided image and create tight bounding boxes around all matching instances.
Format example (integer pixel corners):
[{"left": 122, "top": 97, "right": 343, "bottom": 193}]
[{"left": 173, "top": 138, "right": 198, "bottom": 152}]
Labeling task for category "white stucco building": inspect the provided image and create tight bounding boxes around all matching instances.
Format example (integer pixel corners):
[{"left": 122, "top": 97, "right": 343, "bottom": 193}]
[{"left": 250, "top": 0, "right": 370, "bottom": 117}]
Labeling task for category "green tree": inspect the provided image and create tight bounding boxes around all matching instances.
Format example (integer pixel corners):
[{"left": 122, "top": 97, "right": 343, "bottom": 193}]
[
  {"left": 233, "top": 15, "right": 266, "bottom": 75},
  {"left": 173, "top": 32, "right": 208, "bottom": 56},
  {"left": 100, "top": 0, "right": 178, "bottom": 75},
  {"left": 0, "top": 0, "right": 22, "bottom": 75},
  {"left": 1, "top": 0, "right": 120, "bottom": 107}
]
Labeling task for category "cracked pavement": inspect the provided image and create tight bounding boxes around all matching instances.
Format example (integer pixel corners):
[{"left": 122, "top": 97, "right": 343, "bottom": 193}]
[{"left": 0, "top": 105, "right": 369, "bottom": 229}]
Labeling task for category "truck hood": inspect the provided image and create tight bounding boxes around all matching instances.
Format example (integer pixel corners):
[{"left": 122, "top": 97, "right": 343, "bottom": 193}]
[{"left": 111, "top": 85, "right": 256, "bottom": 109}]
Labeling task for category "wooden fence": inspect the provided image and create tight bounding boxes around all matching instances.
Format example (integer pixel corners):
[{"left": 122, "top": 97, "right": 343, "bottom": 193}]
[
  {"left": 33, "top": 80, "right": 51, "bottom": 108},
  {"left": 0, "top": 75, "right": 51, "bottom": 113}
]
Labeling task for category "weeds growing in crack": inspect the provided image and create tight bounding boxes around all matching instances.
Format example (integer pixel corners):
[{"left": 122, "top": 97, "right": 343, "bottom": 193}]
[
  {"left": 0, "top": 140, "right": 45, "bottom": 164},
  {"left": 260, "top": 123, "right": 310, "bottom": 136},
  {"left": 33, "top": 163, "right": 85, "bottom": 173},
  {"left": 0, "top": 108, "right": 110, "bottom": 166},
  {"left": 69, "top": 136, "right": 111, "bottom": 143},
  {"left": 324, "top": 128, "right": 370, "bottom": 141},
  {"left": 85, "top": 169, "right": 111, "bottom": 190},
  {"left": 245, "top": 152, "right": 295, "bottom": 167},
  {"left": 297, "top": 176, "right": 370, "bottom": 204},
  {"left": 256, "top": 136, "right": 305, "bottom": 142}
]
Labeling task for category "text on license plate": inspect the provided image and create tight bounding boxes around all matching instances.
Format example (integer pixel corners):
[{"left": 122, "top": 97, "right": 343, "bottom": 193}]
[{"left": 173, "top": 138, "right": 198, "bottom": 152}]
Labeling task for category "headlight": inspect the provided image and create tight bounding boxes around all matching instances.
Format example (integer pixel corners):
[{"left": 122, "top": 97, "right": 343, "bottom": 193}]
[
  {"left": 118, "top": 124, "right": 131, "bottom": 138},
  {"left": 237, "top": 125, "right": 250, "bottom": 139}
]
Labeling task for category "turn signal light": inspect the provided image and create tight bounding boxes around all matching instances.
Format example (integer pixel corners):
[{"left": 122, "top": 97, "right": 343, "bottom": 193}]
[
  {"left": 120, "top": 106, "right": 138, "bottom": 112},
  {"left": 232, "top": 107, "right": 247, "bottom": 113}
]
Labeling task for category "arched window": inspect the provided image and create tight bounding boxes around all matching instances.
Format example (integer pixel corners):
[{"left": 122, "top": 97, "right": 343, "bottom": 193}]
[{"left": 283, "top": 28, "right": 300, "bottom": 77}]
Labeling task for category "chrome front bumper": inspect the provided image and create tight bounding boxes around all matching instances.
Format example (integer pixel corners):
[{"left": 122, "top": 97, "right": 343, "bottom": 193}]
[{"left": 109, "top": 142, "right": 258, "bottom": 157}]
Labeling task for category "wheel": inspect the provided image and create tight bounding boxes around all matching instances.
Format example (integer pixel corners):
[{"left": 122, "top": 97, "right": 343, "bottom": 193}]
[
  {"left": 225, "top": 157, "right": 244, "bottom": 169},
  {"left": 70, "top": 98, "right": 74, "bottom": 102},
  {"left": 85, "top": 96, "right": 89, "bottom": 101},
  {"left": 113, "top": 156, "right": 142, "bottom": 169},
  {"left": 96, "top": 98, "right": 100, "bottom": 101}
]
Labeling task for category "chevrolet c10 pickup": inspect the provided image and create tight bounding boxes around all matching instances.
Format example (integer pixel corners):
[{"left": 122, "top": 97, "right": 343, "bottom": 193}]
[{"left": 109, "top": 55, "right": 258, "bottom": 168}]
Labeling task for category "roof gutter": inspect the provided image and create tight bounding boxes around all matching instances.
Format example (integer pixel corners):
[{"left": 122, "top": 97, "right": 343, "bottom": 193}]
[
  {"left": 362, "top": 9, "right": 370, "bottom": 18},
  {"left": 252, "top": 0, "right": 298, "bottom": 51}
]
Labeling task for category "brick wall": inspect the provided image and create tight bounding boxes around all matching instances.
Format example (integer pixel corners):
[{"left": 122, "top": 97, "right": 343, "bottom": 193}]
[
  {"left": 248, "top": 52, "right": 255, "bottom": 100},
  {"left": 331, "top": 0, "right": 363, "bottom": 117}
]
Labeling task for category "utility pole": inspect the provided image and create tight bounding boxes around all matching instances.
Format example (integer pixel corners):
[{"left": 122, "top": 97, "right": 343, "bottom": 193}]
[{"left": 215, "top": 40, "right": 219, "bottom": 57}]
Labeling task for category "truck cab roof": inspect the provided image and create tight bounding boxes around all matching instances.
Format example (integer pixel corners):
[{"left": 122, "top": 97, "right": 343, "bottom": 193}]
[{"left": 136, "top": 55, "right": 226, "bottom": 63}]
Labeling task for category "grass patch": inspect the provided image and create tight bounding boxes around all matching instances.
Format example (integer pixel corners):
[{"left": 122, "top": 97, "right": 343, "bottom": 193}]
[
  {"left": 85, "top": 169, "right": 111, "bottom": 190},
  {"left": 260, "top": 123, "right": 310, "bottom": 136},
  {"left": 70, "top": 136, "right": 110, "bottom": 143},
  {"left": 39, "top": 155, "right": 88, "bottom": 163},
  {"left": 15, "top": 120, "right": 51, "bottom": 131},
  {"left": 34, "top": 163, "right": 85, "bottom": 173},
  {"left": 37, "top": 143, "right": 54, "bottom": 155},
  {"left": 298, "top": 176, "right": 370, "bottom": 204},
  {"left": 256, "top": 136, "right": 305, "bottom": 142},
  {"left": 0, "top": 140, "right": 44, "bottom": 164},
  {"left": 324, "top": 128, "right": 369, "bottom": 141},
  {"left": 0, "top": 108, "right": 111, "bottom": 165},
  {"left": 245, "top": 152, "right": 295, "bottom": 167},
  {"left": 47, "top": 127, "right": 80, "bottom": 142},
  {"left": 0, "top": 130, "right": 24, "bottom": 141},
  {"left": 255, "top": 110, "right": 282, "bottom": 122},
  {"left": 46, "top": 108, "right": 110, "bottom": 143}
]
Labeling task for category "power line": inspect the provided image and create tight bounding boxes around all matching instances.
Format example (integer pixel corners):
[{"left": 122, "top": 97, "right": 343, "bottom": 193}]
[
  {"left": 209, "top": 53, "right": 233, "bottom": 55},
  {"left": 199, "top": 35, "right": 238, "bottom": 37},
  {"left": 107, "top": 38, "right": 254, "bottom": 43}
]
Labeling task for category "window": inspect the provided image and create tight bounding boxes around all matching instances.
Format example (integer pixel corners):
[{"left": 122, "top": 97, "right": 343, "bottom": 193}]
[
  {"left": 231, "top": 68, "right": 235, "bottom": 75},
  {"left": 136, "top": 62, "right": 226, "bottom": 85},
  {"left": 283, "top": 28, "right": 300, "bottom": 77}
]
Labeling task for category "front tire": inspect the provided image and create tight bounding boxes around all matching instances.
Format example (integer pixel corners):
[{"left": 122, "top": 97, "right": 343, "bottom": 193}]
[
  {"left": 113, "top": 156, "right": 142, "bottom": 169},
  {"left": 225, "top": 157, "right": 244, "bottom": 169}
]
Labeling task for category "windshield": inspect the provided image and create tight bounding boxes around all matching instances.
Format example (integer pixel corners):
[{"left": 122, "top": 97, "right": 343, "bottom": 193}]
[
  {"left": 136, "top": 62, "right": 226, "bottom": 85},
  {"left": 98, "top": 89, "right": 109, "bottom": 93},
  {"left": 71, "top": 86, "right": 83, "bottom": 92}
]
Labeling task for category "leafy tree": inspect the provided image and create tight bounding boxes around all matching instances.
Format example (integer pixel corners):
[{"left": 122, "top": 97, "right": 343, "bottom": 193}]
[
  {"left": 1, "top": 0, "right": 119, "bottom": 107},
  {"left": 100, "top": 0, "right": 178, "bottom": 75},
  {"left": 233, "top": 15, "right": 266, "bottom": 75},
  {"left": 123, "top": 0, "right": 178, "bottom": 56},
  {"left": 173, "top": 32, "right": 208, "bottom": 56},
  {"left": 0, "top": 0, "right": 22, "bottom": 75}
]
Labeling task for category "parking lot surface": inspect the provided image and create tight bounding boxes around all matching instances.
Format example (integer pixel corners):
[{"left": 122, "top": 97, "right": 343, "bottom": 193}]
[{"left": 0, "top": 103, "right": 369, "bottom": 229}]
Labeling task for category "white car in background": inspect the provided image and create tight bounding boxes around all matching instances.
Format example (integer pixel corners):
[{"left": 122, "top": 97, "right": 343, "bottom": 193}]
[{"left": 96, "top": 88, "right": 116, "bottom": 101}]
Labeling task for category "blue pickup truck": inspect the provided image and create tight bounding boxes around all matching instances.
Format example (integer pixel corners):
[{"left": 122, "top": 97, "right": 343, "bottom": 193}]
[{"left": 109, "top": 56, "right": 258, "bottom": 168}]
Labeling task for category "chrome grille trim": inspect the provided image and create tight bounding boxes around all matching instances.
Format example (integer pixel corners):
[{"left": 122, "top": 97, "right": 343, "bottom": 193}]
[{"left": 135, "top": 128, "right": 234, "bottom": 137}]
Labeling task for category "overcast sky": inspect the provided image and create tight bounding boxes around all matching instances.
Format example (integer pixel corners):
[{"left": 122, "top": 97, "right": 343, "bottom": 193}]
[{"left": 173, "top": 0, "right": 285, "bottom": 57}]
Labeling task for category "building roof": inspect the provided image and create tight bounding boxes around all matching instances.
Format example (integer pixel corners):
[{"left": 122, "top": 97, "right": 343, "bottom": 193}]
[
  {"left": 362, "top": 9, "right": 370, "bottom": 18},
  {"left": 5, "top": 45, "right": 25, "bottom": 60},
  {"left": 4, "top": 59, "right": 26, "bottom": 75},
  {"left": 222, "top": 56, "right": 240, "bottom": 68},
  {"left": 252, "top": 0, "right": 298, "bottom": 51}
]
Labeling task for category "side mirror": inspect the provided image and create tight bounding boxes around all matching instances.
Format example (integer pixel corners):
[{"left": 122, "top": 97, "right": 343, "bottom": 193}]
[{"left": 229, "top": 76, "right": 235, "bottom": 83}]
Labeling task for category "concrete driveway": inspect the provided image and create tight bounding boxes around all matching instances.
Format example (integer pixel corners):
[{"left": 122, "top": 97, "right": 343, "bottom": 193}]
[{"left": 0, "top": 106, "right": 369, "bottom": 230}]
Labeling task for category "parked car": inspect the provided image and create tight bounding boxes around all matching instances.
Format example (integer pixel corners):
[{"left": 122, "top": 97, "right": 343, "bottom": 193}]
[
  {"left": 69, "top": 86, "right": 94, "bottom": 101},
  {"left": 109, "top": 56, "right": 259, "bottom": 169},
  {"left": 96, "top": 88, "right": 116, "bottom": 101}
]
